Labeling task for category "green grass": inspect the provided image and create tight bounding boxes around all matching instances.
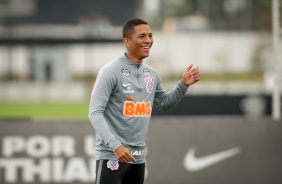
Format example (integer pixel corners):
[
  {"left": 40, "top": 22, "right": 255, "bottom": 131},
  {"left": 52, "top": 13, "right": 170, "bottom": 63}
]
[
  {"left": 0, "top": 102, "right": 90, "bottom": 120},
  {"left": 0, "top": 73, "right": 263, "bottom": 120}
]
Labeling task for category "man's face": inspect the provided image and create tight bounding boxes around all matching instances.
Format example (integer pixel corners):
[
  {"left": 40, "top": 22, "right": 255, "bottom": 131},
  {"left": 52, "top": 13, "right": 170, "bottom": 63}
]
[{"left": 124, "top": 24, "right": 153, "bottom": 63}]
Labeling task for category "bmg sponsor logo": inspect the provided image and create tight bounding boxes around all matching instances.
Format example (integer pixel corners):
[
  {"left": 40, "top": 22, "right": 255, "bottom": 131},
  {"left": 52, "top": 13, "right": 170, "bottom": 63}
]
[{"left": 123, "top": 101, "right": 151, "bottom": 117}]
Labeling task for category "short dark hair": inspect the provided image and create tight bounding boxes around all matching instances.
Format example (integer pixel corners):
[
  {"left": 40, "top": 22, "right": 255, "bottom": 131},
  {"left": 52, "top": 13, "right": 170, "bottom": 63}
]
[{"left": 122, "top": 18, "right": 148, "bottom": 38}]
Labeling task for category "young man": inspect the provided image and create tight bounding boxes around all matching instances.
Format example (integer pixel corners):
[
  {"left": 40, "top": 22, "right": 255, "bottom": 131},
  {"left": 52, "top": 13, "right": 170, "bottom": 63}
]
[{"left": 89, "top": 18, "right": 200, "bottom": 184}]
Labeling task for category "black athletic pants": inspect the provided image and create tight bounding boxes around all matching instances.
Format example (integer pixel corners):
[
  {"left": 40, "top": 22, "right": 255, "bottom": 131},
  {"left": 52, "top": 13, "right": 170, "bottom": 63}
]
[{"left": 95, "top": 160, "right": 145, "bottom": 184}]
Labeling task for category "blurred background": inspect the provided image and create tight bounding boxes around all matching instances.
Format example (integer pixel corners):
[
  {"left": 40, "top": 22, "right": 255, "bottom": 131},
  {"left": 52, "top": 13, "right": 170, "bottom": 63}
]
[
  {"left": 0, "top": 0, "right": 281, "bottom": 120},
  {"left": 0, "top": 0, "right": 282, "bottom": 119},
  {"left": 0, "top": 1, "right": 282, "bottom": 184}
]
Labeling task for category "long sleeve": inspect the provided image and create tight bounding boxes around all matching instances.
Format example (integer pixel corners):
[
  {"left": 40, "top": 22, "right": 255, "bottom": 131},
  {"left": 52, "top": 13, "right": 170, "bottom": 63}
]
[
  {"left": 154, "top": 76, "right": 189, "bottom": 112},
  {"left": 88, "top": 67, "right": 122, "bottom": 151}
]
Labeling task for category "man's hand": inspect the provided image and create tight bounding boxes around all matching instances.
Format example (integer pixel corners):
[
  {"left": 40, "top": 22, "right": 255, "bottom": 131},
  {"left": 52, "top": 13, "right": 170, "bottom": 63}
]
[
  {"left": 114, "top": 146, "right": 136, "bottom": 163},
  {"left": 181, "top": 64, "right": 200, "bottom": 86}
]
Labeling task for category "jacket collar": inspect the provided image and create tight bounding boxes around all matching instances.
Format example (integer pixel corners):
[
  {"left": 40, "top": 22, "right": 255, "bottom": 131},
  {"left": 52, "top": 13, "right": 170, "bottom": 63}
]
[{"left": 120, "top": 53, "right": 143, "bottom": 66}]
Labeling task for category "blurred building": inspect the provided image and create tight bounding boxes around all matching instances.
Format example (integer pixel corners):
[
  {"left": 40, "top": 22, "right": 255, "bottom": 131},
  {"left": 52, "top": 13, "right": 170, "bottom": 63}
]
[
  {"left": 0, "top": 0, "right": 136, "bottom": 79},
  {"left": 0, "top": 0, "right": 136, "bottom": 38},
  {"left": 0, "top": 0, "right": 280, "bottom": 101}
]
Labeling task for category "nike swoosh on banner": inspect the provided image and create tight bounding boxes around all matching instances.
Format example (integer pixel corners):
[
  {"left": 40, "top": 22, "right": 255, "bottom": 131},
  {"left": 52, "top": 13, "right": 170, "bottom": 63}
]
[
  {"left": 183, "top": 147, "right": 242, "bottom": 172},
  {"left": 123, "top": 83, "right": 131, "bottom": 87}
]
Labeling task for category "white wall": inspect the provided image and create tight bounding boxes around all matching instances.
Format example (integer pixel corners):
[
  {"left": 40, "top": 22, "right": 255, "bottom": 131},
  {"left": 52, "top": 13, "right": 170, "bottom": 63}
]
[
  {"left": 0, "top": 32, "right": 270, "bottom": 79},
  {"left": 150, "top": 32, "right": 264, "bottom": 75}
]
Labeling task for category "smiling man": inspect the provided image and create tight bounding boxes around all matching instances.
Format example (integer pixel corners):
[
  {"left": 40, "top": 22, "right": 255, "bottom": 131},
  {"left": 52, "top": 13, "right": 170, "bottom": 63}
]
[{"left": 89, "top": 18, "right": 200, "bottom": 184}]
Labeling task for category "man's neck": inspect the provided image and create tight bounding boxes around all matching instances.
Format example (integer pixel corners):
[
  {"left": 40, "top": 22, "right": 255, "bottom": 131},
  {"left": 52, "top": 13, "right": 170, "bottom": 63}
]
[{"left": 125, "top": 52, "right": 143, "bottom": 64}]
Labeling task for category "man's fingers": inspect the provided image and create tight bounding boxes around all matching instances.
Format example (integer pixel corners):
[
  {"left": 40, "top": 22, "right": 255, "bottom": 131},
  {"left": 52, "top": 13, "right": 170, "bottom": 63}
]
[
  {"left": 186, "top": 64, "right": 193, "bottom": 71},
  {"left": 122, "top": 152, "right": 136, "bottom": 163},
  {"left": 192, "top": 66, "right": 200, "bottom": 74},
  {"left": 191, "top": 70, "right": 199, "bottom": 76},
  {"left": 114, "top": 146, "right": 137, "bottom": 163},
  {"left": 128, "top": 154, "right": 136, "bottom": 163},
  {"left": 191, "top": 66, "right": 199, "bottom": 72},
  {"left": 125, "top": 148, "right": 136, "bottom": 163},
  {"left": 182, "top": 64, "right": 200, "bottom": 85},
  {"left": 120, "top": 154, "right": 136, "bottom": 163},
  {"left": 120, "top": 157, "right": 127, "bottom": 163}
]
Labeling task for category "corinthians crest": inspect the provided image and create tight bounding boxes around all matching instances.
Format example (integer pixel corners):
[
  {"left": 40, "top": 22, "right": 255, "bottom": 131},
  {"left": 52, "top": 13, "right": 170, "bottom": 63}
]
[
  {"left": 144, "top": 76, "right": 154, "bottom": 93},
  {"left": 107, "top": 160, "right": 119, "bottom": 170}
]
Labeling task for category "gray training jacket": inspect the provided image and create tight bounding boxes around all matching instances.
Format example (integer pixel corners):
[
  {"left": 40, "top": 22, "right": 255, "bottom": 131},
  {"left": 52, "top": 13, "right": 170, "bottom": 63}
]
[{"left": 89, "top": 54, "right": 188, "bottom": 163}]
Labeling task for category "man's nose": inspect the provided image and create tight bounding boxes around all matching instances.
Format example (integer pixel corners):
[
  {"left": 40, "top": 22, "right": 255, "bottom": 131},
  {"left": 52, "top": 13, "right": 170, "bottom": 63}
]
[{"left": 144, "top": 36, "right": 152, "bottom": 43}]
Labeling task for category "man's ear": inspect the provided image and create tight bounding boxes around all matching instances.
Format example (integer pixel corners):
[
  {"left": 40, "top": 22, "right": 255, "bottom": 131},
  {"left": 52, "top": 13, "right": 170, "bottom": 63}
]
[{"left": 123, "top": 38, "right": 130, "bottom": 47}]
